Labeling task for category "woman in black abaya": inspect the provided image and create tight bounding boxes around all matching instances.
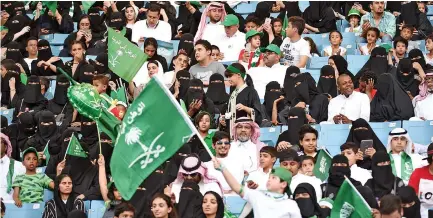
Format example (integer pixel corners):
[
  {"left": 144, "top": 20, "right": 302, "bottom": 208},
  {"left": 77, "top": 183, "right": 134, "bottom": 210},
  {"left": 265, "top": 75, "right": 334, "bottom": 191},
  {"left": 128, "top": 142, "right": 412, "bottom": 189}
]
[
  {"left": 5, "top": 41, "right": 30, "bottom": 75},
  {"left": 356, "top": 47, "right": 394, "bottom": 87},
  {"left": 79, "top": 116, "right": 99, "bottom": 156},
  {"left": 45, "top": 129, "right": 77, "bottom": 180},
  {"left": 303, "top": 2, "right": 337, "bottom": 33},
  {"left": 31, "top": 39, "right": 65, "bottom": 76},
  {"left": 317, "top": 65, "right": 338, "bottom": 98},
  {"left": 397, "top": 186, "right": 421, "bottom": 218},
  {"left": 293, "top": 183, "right": 323, "bottom": 218},
  {"left": 370, "top": 73, "right": 414, "bottom": 122},
  {"left": 206, "top": 74, "right": 229, "bottom": 114},
  {"left": 11, "top": 75, "right": 47, "bottom": 122},
  {"left": 177, "top": 181, "right": 203, "bottom": 218},
  {"left": 328, "top": 55, "right": 355, "bottom": 82},
  {"left": 73, "top": 63, "right": 96, "bottom": 84},
  {"left": 262, "top": 81, "right": 284, "bottom": 122},
  {"left": 276, "top": 107, "right": 307, "bottom": 149},
  {"left": 183, "top": 79, "right": 215, "bottom": 120},
  {"left": 396, "top": 58, "right": 421, "bottom": 97},
  {"left": 25, "top": 110, "right": 60, "bottom": 153},
  {"left": 47, "top": 75, "right": 74, "bottom": 131},
  {"left": 176, "top": 70, "right": 192, "bottom": 101},
  {"left": 63, "top": 155, "right": 101, "bottom": 200},
  {"left": 283, "top": 66, "right": 301, "bottom": 105},
  {"left": 15, "top": 112, "right": 36, "bottom": 151}
]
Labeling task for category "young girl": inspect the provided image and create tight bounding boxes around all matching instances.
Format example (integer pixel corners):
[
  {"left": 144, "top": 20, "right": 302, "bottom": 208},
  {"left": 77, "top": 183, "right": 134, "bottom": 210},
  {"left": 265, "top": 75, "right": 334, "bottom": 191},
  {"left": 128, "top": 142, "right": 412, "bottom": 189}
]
[
  {"left": 424, "top": 35, "right": 433, "bottom": 65},
  {"left": 238, "top": 30, "right": 264, "bottom": 69},
  {"left": 151, "top": 193, "right": 178, "bottom": 218},
  {"left": 304, "top": 37, "right": 320, "bottom": 57},
  {"left": 323, "top": 31, "right": 346, "bottom": 56},
  {"left": 359, "top": 27, "right": 379, "bottom": 55},
  {"left": 344, "top": 9, "right": 362, "bottom": 35}
]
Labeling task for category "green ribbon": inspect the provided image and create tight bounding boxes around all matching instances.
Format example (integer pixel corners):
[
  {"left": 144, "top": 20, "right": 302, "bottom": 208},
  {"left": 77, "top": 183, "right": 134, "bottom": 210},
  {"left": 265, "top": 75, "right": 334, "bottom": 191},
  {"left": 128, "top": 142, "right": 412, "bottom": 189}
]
[
  {"left": 6, "top": 159, "right": 15, "bottom": 193},
  {"left": 389, "top": 151, "right": 413, "bottom": 181},
  {"left": 250, "top": 48, "right": 262, "bottom": 68},
  {"left": 227, "top": 65, "right": 245, "bottom": 79}
]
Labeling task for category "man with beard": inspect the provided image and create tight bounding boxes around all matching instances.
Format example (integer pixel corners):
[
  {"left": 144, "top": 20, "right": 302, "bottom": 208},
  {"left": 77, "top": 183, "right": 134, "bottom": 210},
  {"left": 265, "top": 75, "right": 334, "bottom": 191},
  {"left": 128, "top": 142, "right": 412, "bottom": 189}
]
[
  {"left": 412, "top": 72, "right": 433, "bottom": 120},
  {"left": 194, "top": 2, "right": 226, "bottom": 46},
  {"left": 327, "top": 74, "right": 370, "bottom": 123},
  {"left": 131, "top": 4, "right": 172, "bottom": 43}
]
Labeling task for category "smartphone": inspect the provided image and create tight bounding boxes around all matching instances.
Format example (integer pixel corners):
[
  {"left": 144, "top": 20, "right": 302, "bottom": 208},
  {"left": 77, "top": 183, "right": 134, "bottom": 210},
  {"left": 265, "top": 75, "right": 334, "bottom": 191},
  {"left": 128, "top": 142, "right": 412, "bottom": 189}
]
[
  {"left": 265, "top": 18, "right": 271, "bottom": 25},
  {"left": 360, "top": 139, "right": 374, "bottom": 155}
]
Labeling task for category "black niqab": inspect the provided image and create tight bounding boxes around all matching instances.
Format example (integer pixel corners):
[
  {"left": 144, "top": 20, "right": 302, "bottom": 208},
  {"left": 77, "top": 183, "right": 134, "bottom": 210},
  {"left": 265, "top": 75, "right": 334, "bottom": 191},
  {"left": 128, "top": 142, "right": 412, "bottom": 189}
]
[
  {"left": 357, "top": 47, "right": 390, "bottom": 81},
  {"left": 23, "top": 75, "right": 46, "bottom": 104},
  {"left": 178, "top": 33, "right": 195, "bottom": 58},
  {"left": 178, "top": 181, "right": 203, "bottom": 218},
  {"left": 291, "top": 73, "right": 318, "bottom": 105},
  {"left": 264, "top": 81, "right": 283, "bottom": 118},
  {"left": 108, "top": 12, "right": 126, "bottom": 31},
  {"left": 370, "top": 151, "right": 395, "bottom": 198},
  {"left": 346, "top": 118, "right": 386, "bottom": 151},
  {"left": 17, "top": 112, "right": 36, "bottom": 150},
  {"left": 276, "top": 107, "right": 307, "bottom": 146},
  {"left": 176, "top": 70, "right": 191, "bottom": 100},
  {"left": 396, "top": 58, "right": 420, "bottom": 97},
  {"left": 53, "top": 75, "right": 70, "bottom": 105},
  {"left": 207, "top": 74, "right": 229, "bottom": 105},
  {"left": 75, "top": 64, "right": 96, "bottom": 84},
  {"left": 408, "top": 49, "right": 427, "bottom": 70},
  {"left": 294, "top": 183, "right": 322, "bottom": 218},
  {"left": 5, "top": 41, "right": 24, "bottom": 63},
  {"left": 33, "top": 110, "right": 59, "bottom": 151},
  {"left": 317, "top": 65, "right": 337, "bottom": 97},
  {"left": 283, "top": 66, "right": 301, "bottom": 104},
  {"left": 37, "top": 39, "right": 53, "bottom": 61},
  {"left": 328, "top": 155, "right": 351, "bottom": 187},
  {"left": 79, "top": 116, "right": 98, "bottom": 145}
]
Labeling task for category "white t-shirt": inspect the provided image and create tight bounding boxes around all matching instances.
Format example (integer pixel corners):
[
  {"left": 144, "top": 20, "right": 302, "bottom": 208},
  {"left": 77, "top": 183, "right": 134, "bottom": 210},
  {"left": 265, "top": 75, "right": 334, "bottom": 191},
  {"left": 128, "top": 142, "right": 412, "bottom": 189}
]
[
  {"left": 247, "top": 64, "right": 287, "bottom": 99},
  {"left": 243, "top": 188, "right": 302, "bottom": 218},
  {"left": 216, "top": 31, "right": 246, "bottom": 62},
  {"left": 359, "top": 44, "right": 379, "bottom": 55},
  {"left": 24, "top": 57, "right": 37, "bottom": 72},
  {"left": 0, "top": 156, "right": 26, "bottom": 203},
  {"left": 247, "top": 168, "right": 271, "bottom": 191},
  {"left": 280, "top": 38, "right": 311, "bottom": 68},
  {"left": 424, "top": 54, "right": 433, "bottom": 66},
  {"left": 350, "top": 164, "right": 372, "bottom": 185},
  {"left": 290, "top": 173, "right": 322, "bottom": 201},
  {"left": 131, "top": 20, "right": 172, "bottom": 43},
  {"left": 322, "top": 45, "right": 347, "bottom": 56}
]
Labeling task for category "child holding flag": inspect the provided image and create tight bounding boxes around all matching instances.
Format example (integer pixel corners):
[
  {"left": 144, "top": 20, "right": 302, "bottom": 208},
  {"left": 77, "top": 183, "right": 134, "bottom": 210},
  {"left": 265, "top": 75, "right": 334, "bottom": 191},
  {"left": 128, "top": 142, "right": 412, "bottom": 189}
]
[{"left": 238, "top": 30, "right": 264, "bottom": 69}]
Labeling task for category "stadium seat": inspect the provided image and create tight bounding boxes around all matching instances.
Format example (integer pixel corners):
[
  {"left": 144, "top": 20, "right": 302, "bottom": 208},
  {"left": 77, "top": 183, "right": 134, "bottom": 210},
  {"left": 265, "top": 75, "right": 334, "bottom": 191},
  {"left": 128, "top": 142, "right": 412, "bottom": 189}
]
[
  {"left": 234, "top": 3, "right": 254, "bottom": 15},
  {"left": 86, "top": 55, "right": 97, "bottom": 60},
  {"left": 51, "top": 45, "right": 63, "bottom": 56},
  {"left": 60, "top": 57, "right": 73, "bottom": 63},
  {"left": 73, "top": 22, "right": 78, "bottom": 31},
  {"left": 4, "top": 203, "right": 45, "bottom": 218},
  {"left": 47, "top": 79, "right": 56, "bottom": 98},
  {"left": 259, "top": 126, "right": 281, "bottom": 146},
  {"left": 318, "top": 123, "right": 351, "bottom": 155},
  {"left": 299, "top": 1, "right": 310, "bottom": 12},
  {"left": 427, "top": 5, "right": 433, "bottom": 16},
  {"left": 88, "top": 200, "right": 106, "bottom": 218},
  {"left": 408, "top": 40, "right": 426, "bottom": 53},
  {"left": 340, "top": 20, "right": 350, "bottom": 32},
  {"left": 301, "top": 69, "right": 320, "bottom": 83},
  {"left": 302, "top": 33, "right": 330, "bottom": 48},
  {"left": 369, "top": 121, "right": 402, "bottom": 146},
  {"left": 270, "top": 13, "right": 279, "bottom": 18},
  {"left": 307, "top": 56, "right": 330, "bottom": 69},
  {"left": 0, "top": 108, "right": 14, "bottom": 125},
  {"left": 171, "top": 40, "right": 180, "bottom": 54},
  {"left": 402, "top": 120, "right": 433, "bottom": 145},
  {"left": 43, "top": 189, "right": 53, "bottom": 202},
  {"left": 429, "top": 16, "right": 433, "bottom": 25},
  {"left": 225, "top": 195, "right": 247, "bottom": 215},
  {"left": 346, "top": 55, "right": 370, "bottom": 75},
  {"left": 51, "top": 34, "right": 69, "bottom": 46}
]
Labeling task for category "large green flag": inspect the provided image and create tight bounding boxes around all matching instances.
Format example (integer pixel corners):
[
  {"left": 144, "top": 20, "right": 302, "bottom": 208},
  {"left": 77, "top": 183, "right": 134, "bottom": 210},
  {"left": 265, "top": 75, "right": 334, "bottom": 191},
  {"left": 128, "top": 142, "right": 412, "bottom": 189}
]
[
  {"left": 281, "top": 11, "right": 288, "bottom": 38},
  {"left": 313, "top": 149, "right": 332, "bottom": 181},
  {"left": 43, "top": 1, "right": 57, "bottom": 14},
  {"left": 65, "top": 135, "right": 88, "bottom": 158},
  {"left": 81, "top": 1, "right": 95, "bottom": 13},
  {"left": 331, "top": 178, "right": 372, "bottom": 218},
  {"left": 43, "top": 140, "right": 50, "bottom": 164},
  {"left": 107, "top": 28, "right": 148, "bottom": 82},
  {"left": 110, "top": 77, "right": 196, "bottom": 200}
]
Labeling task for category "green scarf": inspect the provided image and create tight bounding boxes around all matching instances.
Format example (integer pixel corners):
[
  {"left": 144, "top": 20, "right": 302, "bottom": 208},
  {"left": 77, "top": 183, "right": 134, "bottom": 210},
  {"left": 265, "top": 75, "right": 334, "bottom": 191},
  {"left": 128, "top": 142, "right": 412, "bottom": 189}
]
[
  {"left": 389, "top": 151, "right": 413, "bottom": 181},
  {"left": 250, "top": 48, "right": 262, "bottom": 68},
  {"left": 6, "top": 158, "right": 15, "bottom": 193}
]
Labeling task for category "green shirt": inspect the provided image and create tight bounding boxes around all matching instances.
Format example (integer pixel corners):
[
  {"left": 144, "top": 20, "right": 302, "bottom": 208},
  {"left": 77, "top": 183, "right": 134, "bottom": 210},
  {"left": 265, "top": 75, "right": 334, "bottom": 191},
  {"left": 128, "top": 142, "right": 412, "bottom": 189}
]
[
  {"left": 204, "top": 131, "right": 216, "bottom": 156},
  {"left": 12, "top": 173, "right": 52, "bottom": 203}
]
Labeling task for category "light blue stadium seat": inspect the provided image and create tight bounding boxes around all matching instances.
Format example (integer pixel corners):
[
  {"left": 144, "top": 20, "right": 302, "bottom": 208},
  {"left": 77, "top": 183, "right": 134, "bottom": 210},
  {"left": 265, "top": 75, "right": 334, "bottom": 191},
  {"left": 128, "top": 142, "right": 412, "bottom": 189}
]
[
  {"left": 299, "top": 1, "right": 309, "bottom": 12},
  {"left": 336, "top": 20, "right": 343, "bottom": 32},
  {"left": 270, "top": 12, "right": 279, "bottom": 18},
  {"left": 43, "top": 189, "right": 53, "bottom": 202},
  {"left": 308, "top": 56, "right": 330, "bottom": 69},
  {"left": 74, "top": 22, "right": 78, "bottom": 32},
  {"left": 429, "top": 16, "right": 433, "bottom": 25},
  {"left": 341, "top": 20, "right": 350, "bottom": 32},
  {"left": 408, "top": 40, "right": 426, "bottom": 53},
  {"left": 51, "top": 34, "right": 69, "bottom": 46},
  {"left": 86, "top": 55, "right": 97, "bottom": 60},
  {"left": 301, "top": 69, "right": 320, "bottom": 83},
  {"left": 39, "top": 34, "right": 54, "bottom": 42},
  {"left": 51, "top": 45, "right": 63, "bottom": 56},
  {"left": 0, "top": 108, "right": 14, "bottom": 125},
  {"left": 234, "top": 3, "right": 254, "bottom": 15},
  {"left": 4, "top": 203, "right": 45, "bottom": 218},
  {"left": 302, "top": 33, "right": 330, "bottom": 48},
  {"left": 346, "top": 55, "right": 370, "bottom": 75},
  {"left": 369, "top": 122, "right": 402, "bottom": 146},
  {"left": 171, "top": 40, "right": 180, "bottom": 54},
  {"left": 88, "top": 200, "right": 106, "bottom": 218},
  {"left": 220, "top": 61, "right": 235, "bottom": 66},
  {"left": 342, "top": 32, "right": 357, "bottom": 45},
  {"left": 225, "top": 195, "right": 247, "bottom": 215},
  {"left": 60, "top": 57, "right": 73, "bottom": 63},
  {"left": 319, "top": 123, "right": 351, "bottom": 155},
  {"left": 402, "top": 120, "right": 433, "bottom": 145},
  {"left": 241, "top": 14, "right": 248, "bottom": 19},
  {"left": 47, "top": 79, "right": 56, "bottom": 100},
  {"left": 27, "top": 13, "right": 34, "bottom": 20},
  {"left": 259, "top": 126, "right": 281, "bottom": 146},
  {"left": 427, "top": 5, "right": 433, "bottom": 16}
]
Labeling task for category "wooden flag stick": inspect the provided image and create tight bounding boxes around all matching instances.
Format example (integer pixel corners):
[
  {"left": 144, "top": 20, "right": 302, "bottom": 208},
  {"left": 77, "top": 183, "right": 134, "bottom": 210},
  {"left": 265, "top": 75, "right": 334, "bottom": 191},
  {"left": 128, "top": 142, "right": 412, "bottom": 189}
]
[{"left": 96, "top": 122, "right": 103, "bottom": 155}]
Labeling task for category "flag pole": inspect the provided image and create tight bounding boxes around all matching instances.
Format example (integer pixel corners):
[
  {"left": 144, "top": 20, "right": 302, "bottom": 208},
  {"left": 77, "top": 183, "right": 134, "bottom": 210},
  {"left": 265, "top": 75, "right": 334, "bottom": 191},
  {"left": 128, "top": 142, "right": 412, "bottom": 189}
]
[
  {"left": 343, "top": 176, "right": 372, "bottom": 211},
  {"left": 63, "top": 133, "right": 74, "bottom": 160},
  {"left": 96, "top": 122, "right": 103, "bottom": 155}
]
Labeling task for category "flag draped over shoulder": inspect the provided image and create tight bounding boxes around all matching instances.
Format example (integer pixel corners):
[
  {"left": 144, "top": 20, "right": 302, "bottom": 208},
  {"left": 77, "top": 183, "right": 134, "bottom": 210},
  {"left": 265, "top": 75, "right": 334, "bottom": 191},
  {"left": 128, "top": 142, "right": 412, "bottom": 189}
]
[
  {"left": 312, "top": 149, "right": 332, "bottom": 181},
  {"left": 110, "top": 76, "right": 196, "bottom": 200},
  {"left": 331, "top": 178, "right": 372, "bottom": 218},
  {"left": 107, "top": 28, "right": 148, "bottom": 82}
]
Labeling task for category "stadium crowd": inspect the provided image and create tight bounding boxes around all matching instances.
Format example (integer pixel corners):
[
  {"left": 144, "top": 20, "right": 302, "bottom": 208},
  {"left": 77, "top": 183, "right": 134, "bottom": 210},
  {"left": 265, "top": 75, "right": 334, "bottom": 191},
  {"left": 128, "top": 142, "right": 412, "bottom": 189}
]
[{"left": 1, "top": 1, "right": 433, "bottom": 218}]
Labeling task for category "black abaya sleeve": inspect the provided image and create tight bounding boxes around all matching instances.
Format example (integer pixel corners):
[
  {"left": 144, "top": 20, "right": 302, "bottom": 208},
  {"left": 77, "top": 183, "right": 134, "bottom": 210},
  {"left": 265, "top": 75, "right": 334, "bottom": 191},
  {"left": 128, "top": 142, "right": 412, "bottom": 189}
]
[
  {"left": 81, "top": 170, "right": 102, "bottom": 200},
  {"left": 248, "top": 88, "right": 263, "bottom": 126}
]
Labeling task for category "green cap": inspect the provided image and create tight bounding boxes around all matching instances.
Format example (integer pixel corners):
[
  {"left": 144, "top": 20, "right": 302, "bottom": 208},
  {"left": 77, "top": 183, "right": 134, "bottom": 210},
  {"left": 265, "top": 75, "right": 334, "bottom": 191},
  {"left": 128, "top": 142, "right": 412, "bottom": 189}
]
[
  {"left": 22, "top": 147, "right": 39, "bottom": 159},
  {"left": 319, "top": 197, "right": 334, "bottom": 209},
  {"left": 222, "top": 14, "right": 239, "bottom": 27},
  {"left": 347, "top": 9, "right": 361, "bottom": 18},
  {"left": 271, "top": 167, "right": 292, "bottom": 184},
  {"left": 380, "top": 43, "right": 392, "bottom": 53},
  {"left": 264, "top": 44, "right": 281, "bottom": 56},
  {"left": 245, "top": 29, "right": 264, "bottom": 40},
  {"left": 0, "top": 26, "right": 8, "bottom": 32},
  {"left": 190, "top": 1, "right": 202, "bottom": 8}
]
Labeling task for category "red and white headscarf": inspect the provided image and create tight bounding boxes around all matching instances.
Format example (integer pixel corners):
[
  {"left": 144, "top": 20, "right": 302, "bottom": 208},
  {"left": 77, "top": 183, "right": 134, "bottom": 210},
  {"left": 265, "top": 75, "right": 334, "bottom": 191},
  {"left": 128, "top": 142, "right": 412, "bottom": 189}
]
[
  {"left": 175, "top": 154, "right": 220, "bottom": 185},
  {"left": 194, "top": 2, "right": 226, "bottom": 43},
  {"left": 413, "top": 73, "right": 433, "bottom": 104},
  {"left": 231, "top": 117, "right": 261, "bottom": 144},
  {"left": 0, "top": 133, "right": 12, "bottom": 157}
]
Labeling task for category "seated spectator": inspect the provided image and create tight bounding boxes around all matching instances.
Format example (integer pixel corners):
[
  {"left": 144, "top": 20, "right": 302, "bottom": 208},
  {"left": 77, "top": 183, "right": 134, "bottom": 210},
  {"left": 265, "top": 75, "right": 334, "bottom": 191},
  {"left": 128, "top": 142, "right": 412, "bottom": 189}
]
[
  {"left": 317, "top": 65, "right": 337, "bottom": 98},
  {"left": 199, "top": 191, "right": 225, "bottom": 218},
  {"left": 11, "top": 75, "right": 47, "bottom": 122},
  {"left": 143, "top": 37, "right": 169, "bottom": 72},
  {"left": 359, "top": 27, "right": 380, "bottom": 55},
  {"left": 244, "top": 16, "right": 259, "bottom": 33},
  {"left": 12, "top": 147, "right": 54, "bottom": 206},
  {"left": 1, "top": 60, "right": 25, "bottom": 107},
  {"left": 206, "top": 73, "right": 229, "bottom": 115},
  {"left": 170, "top": 154, "right": 223, "bottom": 203},
  {"left": 297, "top": 125, "right": 320, "bottom": 159},
  {"left": 216, "top": 14, "right": 246, "bottom": 62},
  {"left": 293, "top": 183, "right": 323, "bottom": 218},
  {"left": 370, "top": 73, "right": 414, "bottom": 122},
  {"left": 45, "top": 40, "right": 86, "bottom": 77},
  {"left": 25, "top": 110, "right": 59, "bottom": 153},
  {"left": 378, "top": 195, "right": 404, "bottom": 218},
  {"left": 61, "top": 15, "right": 98, "bottom": 56},
  {"left": 424, "top": 35, "right": 433, "bottom": 65},
  {"left": 5, "top": 41, "right": 30, "bottom": 75},
  {"left": 323, "top": 31, "right": 346, "bottom": 56},
  {"left": 357, "top": 47, "right": 394, "bottom": 84},
  {"left": 321, "top": 154, "right": 361, "bottom": 200},
  {"left": 340, "top": 142, "right": 372, "bottom": 185},
  {"left": 412, "top": 71, "right": 433, "bottom": 120},
  {"left": 303, "top": 2, "right": 337, "bottom": 33},
  {"left": 387, "top": 128, "right": 424, "bottom": 184},
  {"left": 189, "top": 40, "right": 226, "bottom": 86},
  {"left": 303, "top": 37, "right": 320, "bottom": 57},
  {"left": 175, "top": 70, "right": 191, "bottom": 101},
  {"left": 164, "top": 53, "right": 189, "bottom": 88},
  {"left": 328, "top": 55, "right": 355, "bottom": 82},
  {"left": 131, "top": 4, "right": 172, "bottom": 43},
  {"left": 114, "top": 202, "right": 136, "bottom": 218},
  {"left": 328, "top": 74, "right": 370, "bottom": 123},
  {"left": 132, "top": 60, "right": 164, "bottom": 97},
  {"left": 152, "top": 193, "right": 177, "bottom": 218},
  {"left": 23, "top": 37, "right": 38, "bottom": 72},
  {"left": 40, "top": 77, "right": 53, "bottom": 100},
  {"left": 261, "top": 81, "right": 283, "bottom": 124},
  {"left": 0, "top": 133, "right": 25, "bottom": 203},
  {"left": 213, "top": 157, "right": 302, "bottom": 217},
  {"left": 46, "top": 75, "right": 73, "bottom": 131},
  {"left": 74, "top": 63, "right": 96, "bottom": 84},
  {"left": 392, "top": 37, "right": 409, "bottom": 64},
  {"left": 194, "top": 2, "right": 226, "bottom": 46},
  {"left": 276, "top": 108, "right": 308, "bottom": 150},
  {"left": 345, "top": 9, "right": 362, "bottom": 35},
  {"left": 123, "top": 4, "right": 138, "bottom": 28},
  {"left": 408, "top": 48, "right": 428, "bottom": 77},
  {"left": 396, "top": 58, "right": 421, "bottom": 98},
  {"left": 360, "top": 1, "right": 396, "bottom": 43},
  {"left": 355, "top": 70, "right": 377, "bottom": 101},
  {"left": 400, "top": 25, "right": 415, "bottom": 41},
  {"left": 32, "top": 39, "right": 65, "bottom": 77},
  {"left": 282, "top": 66, "right": 302, "bottom": 106},
  {"left": 105, "top": 11, "right": 133, "bottom": 43},
  {"left": 272, "top": 18, "right": 284, "bottom": 44},
  {"left": 408, "top": 143, "right": 433, "bottom": 218},
  {"left": 210, "top": 45, "right": 222, "bottom": 62},
  {"left": 183, "top": 80, "right": 215, "bottom": 121},
  {"left": 42, "top": 174, "right": 85, "bottom": 218},
  {"left": 92, "top": 75, "right": 111, "bottom": 109},
  {"left": 247, "top": 146, "right": 278, "bottom": 191},
  {"left": 238, "top": 30, "right": 264, "bottom": 69},
  {"left": 300, "top": 156, "right": 315, "bottom": 176},
  {"left": 278, "top": 148, "right": 322, "bottom": 200},
  {"left": 280, "top": 16, "right": 310, "bottom": 68},
  {"left": 396, "top": 186, "right": 421, "bottom": 218}
]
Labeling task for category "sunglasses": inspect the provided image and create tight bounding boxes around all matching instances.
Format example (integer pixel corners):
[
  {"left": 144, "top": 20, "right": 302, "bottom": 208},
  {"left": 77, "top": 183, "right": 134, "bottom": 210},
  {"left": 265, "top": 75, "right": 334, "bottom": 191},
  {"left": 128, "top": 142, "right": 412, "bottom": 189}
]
[
  {"left": 216, "top": 141, "right": 230, "bottom": 145},
  {"left": 182, "top": 173, "right": 199, "bottom": 178}
]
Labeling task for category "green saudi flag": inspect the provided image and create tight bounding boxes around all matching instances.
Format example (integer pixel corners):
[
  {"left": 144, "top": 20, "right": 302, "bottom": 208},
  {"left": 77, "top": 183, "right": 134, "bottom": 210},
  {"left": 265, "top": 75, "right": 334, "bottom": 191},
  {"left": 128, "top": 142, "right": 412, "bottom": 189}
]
[
  {"left": 107, "top": 28, "right": 148, "bottom": 82},
  {"left": 313, "top": 149, "right": 332, "bottom": 181},
  {"left": 81, "top": 1, "right": 95, "bottom": 13},
  {"left": 43, "top": 140, "right": 50, "bottom": 164},
  {"left": 281, "top": 11, "right": 288, "bottom": 38},
  {"left": 331, "top": 178, "right": 372, "bottom": 218},
  {"left": 65, "top": 135, "right": 88, "bottom": 158},
  {"left": 43, "top": 1, "right": 57, "bottom": 14},
  {"left": 110, "top": 76, "right": 196, "bottom": 200}
]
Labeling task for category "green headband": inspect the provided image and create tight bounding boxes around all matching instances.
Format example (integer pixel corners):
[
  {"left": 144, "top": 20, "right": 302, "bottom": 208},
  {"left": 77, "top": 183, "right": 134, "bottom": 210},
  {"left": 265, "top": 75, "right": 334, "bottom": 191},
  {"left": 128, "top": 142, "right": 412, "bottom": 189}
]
[{"left": 227, "top": 65, "right": 245, "bottom": 79}]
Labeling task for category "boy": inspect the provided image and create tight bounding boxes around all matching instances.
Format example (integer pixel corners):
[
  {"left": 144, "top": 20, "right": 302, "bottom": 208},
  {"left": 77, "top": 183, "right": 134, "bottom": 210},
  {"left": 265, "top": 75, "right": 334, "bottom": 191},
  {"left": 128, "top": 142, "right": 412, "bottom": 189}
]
[
  {"left": 40, "top": 77, "right": 53, "bottom": 100},
  {"left": 247, "top": 146, "right": 277, "bottom": 191},
  {"left": 392, "top": 36, "right": 408, "bottom": 65},
  {"left": 114, "top": 202, "right": 135, "bottom": 218},
  {"left": 340, "top": 142, "right": 372, "bottom": 185},
  {"left": 298, "top": 124, "right": 318, "bottom": 157},
  {"left": 300, "top": 156, "right": 315, "bottom": 176},
  {"left": 110, "top": 101, "right": 127, "bottom": 121},
  {"left": 92, "top": 75, "right": 112, "bottom": 109},
  {"left": 239, "top": 29, "right": 264, "bottom": 69},
  {"left": 213, "top": 157, "right": 302, "bottom": 218},
  {"left": 244, "top": 16, "right": 260, "bottom": 33},
  {"left": 345, "top": 9, "right": 362, "bottom": 35},
  {"left": 280, "top": 16, "right": 310, "bottom": 68},
  {"left": 400, "top": 25, "right": 414, "bottom": 41},
  {"left": 211, "top": 45, "right": 222, "bottom": 61},
  {"left": 12, "top": 147, "right": 54, "bottom": 207}
]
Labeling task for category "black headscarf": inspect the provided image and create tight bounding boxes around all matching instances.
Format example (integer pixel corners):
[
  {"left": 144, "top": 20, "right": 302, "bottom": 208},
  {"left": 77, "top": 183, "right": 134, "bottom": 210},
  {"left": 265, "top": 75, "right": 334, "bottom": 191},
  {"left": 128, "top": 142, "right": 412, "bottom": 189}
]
[
  {"left": 408, "top": 49, "right": 427, "bottom": 70},
  {"left": 53, "top": 75, "right": 70, "bottom": 105},
  {"left": 283, "top": 66, "right": 301, "bottom": 104},
  {"left": 370, "top": 151, "right": 395, "bottom": 198},
  {"left": 53, "top": 174, "right": 78, "bottom": 217},
  {"left": 253, "top": 2, "right": 270, "bottom": 23},
  {"left": 23, "top": 75, "right": 46, "bottom": 104},
  {"left": 67, "top": 210, "right": 87, "bottom": 218},
  {"left": 291, "top": 73, "right": 319, "bottom": 105},
  {"left": 207, "top": 74, "right": 229, "bottom": 105},
  {"left": 5, "top": 41, "right": 24, "bottom": 63},
  {"left": 33, "top": 110, "right": 60, "bottom": 151},
  {"left": 178, "top": 181, "right": 203, "bottom": 218},
  {"left": 1, "top": 70, "right": 24, "bottom": 105},
  {"left": 293, "top": 183, "right": 322, "bottom": 218},
  {"left": 396, "top": 58, "right": 420, "bottom": 97},
  {"left": 176, "top": 70, "right": 191, "bottom": 100},
  {"left": 264, "top": 81, "right": 283, "bottom": 119},
  {"left": 357, "top": 47, "right": 389, "bottom": 81},
  {"left": 91, "top": 53, "right": 109, "bottom": 75},
  {"left": 328, "top": 154, "right": 350, "bottom": 187},
  {"left": 397, "top": 186, "right": 421, "bottom": 218},
  {"left": 88, "top": 7, "right": 104, "bottom": 33},
  {"left": 37, "top": 39, "right": 53, "bottom": 61},
  {"left": 12, "top": 2, "right": 26, "bottom": 17},
  {"left": 75, "top": 64, "right": 96, "bottom": 84},
  {"left": 370, "top": 73, "right": 414, "bottom": 122},
  {"left": 346, "top": 118, "right": 385, "bottom": 151},
  {"left": 17, "top": 112, "right": 36, "bottom": 150},
  {"left": 108, "top": 12, "right": 126, "bottom": 31},
  {"left": 5, "top": 14, "right": 29, "bottom": 35},
  {"left": 0, "top": 116, "right": 8, "bottom": 133},
  {"left": 64, "top": 155, "right": 95, "bottom": 189},
  {"left": 317, "top": 65, "right": 337, "bottom": 97},
  {"left": 79, "top": 116, "right": 98, "bottom": 146},
  {"left": 182, "top": 79, "right": 211, "bottom": 112},
  {"left": 178, "top": 33, "right": 195, "bottom": 58},
  {"left": 329, "top": 55, "right": 355, "bottom": 81},
  {"left": 276, "top": 107, "right": 307, "bottom": 146}
]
